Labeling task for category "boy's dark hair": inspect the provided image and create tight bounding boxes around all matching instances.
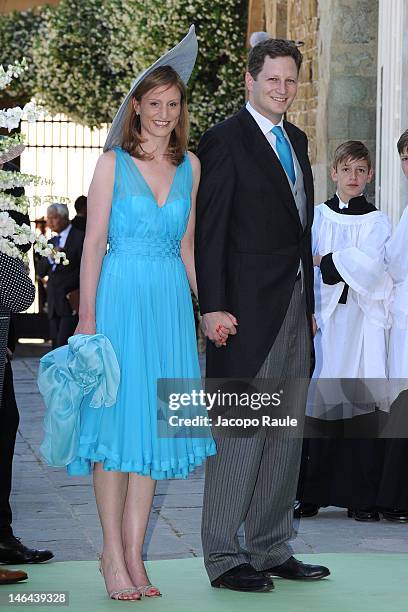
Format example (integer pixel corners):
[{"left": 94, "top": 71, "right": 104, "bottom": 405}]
[
  {"left": 247, "top": 39, "right": 303, "bottom": 79},
  {"left": 332, "top": 141, "right": 372, "bottom": 171},
  {"left": 397, "top": 129, "right": 408, "bottom": 155}
]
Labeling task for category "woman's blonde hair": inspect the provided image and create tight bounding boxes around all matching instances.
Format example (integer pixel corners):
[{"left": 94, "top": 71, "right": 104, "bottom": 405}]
[{"left": 121, "top": 66, "right": 189, "bottom": 166}]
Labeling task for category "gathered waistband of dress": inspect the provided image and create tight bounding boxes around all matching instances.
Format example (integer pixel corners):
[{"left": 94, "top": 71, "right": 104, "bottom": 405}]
[{"left": 108, "top": 237, "right": 181, "bottom": 258}]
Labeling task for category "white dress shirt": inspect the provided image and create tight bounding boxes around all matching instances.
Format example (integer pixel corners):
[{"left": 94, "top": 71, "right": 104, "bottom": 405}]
[
  {"left": 336, "top": 193, "right": 363, "bottom": 210},
  {"left": 58, "top": 223, "right": 72, "bottom": 248},
  {"left": 245, "top": 101, "right": 297, "bottom": 180},
  {"left": 246, "top": 102, "right": 302, "bottom": 283}
]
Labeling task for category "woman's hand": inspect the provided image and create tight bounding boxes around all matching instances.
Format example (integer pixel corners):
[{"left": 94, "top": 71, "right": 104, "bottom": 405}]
[
  {"left": 74, "top": 316, "right": 96, "bottom": 336},
  {"left": 313, "top": 255, "right": 322, "bottom": 267},
  {"left": 312, "top": 314, "right": 318, "bottom": 337}
]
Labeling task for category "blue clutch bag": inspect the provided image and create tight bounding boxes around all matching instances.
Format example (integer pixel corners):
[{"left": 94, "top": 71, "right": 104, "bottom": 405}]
[{"left": 37, "top": 334, "right": 120, "bottom": 467}]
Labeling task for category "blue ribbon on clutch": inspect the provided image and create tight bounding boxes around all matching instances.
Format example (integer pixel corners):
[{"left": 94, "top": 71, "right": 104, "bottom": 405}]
[{"left": 37, "top": 334, "right": 120, "bottom": 467}]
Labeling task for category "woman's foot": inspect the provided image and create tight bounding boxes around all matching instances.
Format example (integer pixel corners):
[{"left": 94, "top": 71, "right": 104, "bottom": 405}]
[
  {"left": 124, "top": 552, "right": 161, "bottom": 597},
  {"left": 98, "top": 553, "right": 141, "bottom": 601}
]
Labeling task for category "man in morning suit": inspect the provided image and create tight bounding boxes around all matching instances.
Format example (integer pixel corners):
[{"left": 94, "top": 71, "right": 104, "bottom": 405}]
[
  {"left": 38, "top": 203, "right": 84, "bottom": 348},
  {"left": 0, "top": 158, "right": 53, "bottom": 579},
  {"left": 195, "top": 38, "right": 330, "bottom": 592}
]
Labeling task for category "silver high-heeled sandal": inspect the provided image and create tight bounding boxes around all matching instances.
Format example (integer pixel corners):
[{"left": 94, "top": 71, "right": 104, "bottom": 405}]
[
  {"left": 134, "top": 583, "right": 162, "bottom": 598},
  {"left": 97, "top": 554, "right": 141, "bottom": 601}
]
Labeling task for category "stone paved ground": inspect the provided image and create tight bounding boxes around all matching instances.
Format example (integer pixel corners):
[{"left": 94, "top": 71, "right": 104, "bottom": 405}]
[{"left": 8, "top": 351, "right": 408, "bottom": 563}]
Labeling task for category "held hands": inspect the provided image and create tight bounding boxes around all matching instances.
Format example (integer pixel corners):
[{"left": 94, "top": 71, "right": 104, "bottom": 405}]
[
  {"left": 200, "top": 311, "right": 238, "bottom": 348},
  {"left": 74, "top": 315, "right": 96, "bottom": 336},
  {"left": 312, "top": 314, "right": 318, "bottom": 337}
]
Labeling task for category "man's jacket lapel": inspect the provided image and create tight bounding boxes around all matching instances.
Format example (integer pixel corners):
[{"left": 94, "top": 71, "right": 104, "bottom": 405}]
[{"left": 237, "top": 108, "right": 303, "bottom": 230}]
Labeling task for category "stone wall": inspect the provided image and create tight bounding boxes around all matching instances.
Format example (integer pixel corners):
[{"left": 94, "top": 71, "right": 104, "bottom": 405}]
[
  {"left": 285, "top": 0, "right": 319, "bottom": 167},
  {"left": 322, "top": 0, "right": 379, "bottom": 200},
  {"left": 248, "top": 0, "right": 379, "bottom": 202},
  {"left": 286, "top": 0, "right": 378, "bottom": 201}
]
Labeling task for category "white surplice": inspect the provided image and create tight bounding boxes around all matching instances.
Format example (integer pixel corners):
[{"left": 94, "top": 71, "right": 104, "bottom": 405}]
[
  {"left": 385, "top": 205, "right": 408, "bottom": 379},
  {"left": 309, "top": 203, "right": 393, "bottom": 417}
]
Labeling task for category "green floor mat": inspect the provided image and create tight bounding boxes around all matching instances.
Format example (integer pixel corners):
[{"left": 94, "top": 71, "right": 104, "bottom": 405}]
[{"left": 1, "top": 554, "right": 407, "bottom": 612}]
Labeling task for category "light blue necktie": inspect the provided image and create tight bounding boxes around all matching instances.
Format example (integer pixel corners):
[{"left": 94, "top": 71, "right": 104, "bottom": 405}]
[{"left": 271, "top": 126, "right": 296, "bottom": 184}]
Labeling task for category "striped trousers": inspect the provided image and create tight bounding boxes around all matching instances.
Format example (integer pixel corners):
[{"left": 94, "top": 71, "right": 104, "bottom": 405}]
[{"left": 201, "top": 280, "right": 311, "bottom": 581}]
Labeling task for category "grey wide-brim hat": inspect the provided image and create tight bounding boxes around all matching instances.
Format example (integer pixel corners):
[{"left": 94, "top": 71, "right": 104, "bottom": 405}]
[
  {"left": 0, "top": 136, "right": 25, "bottom": 165},
  {"left": 103, "top": 25, "right": 198, "bottom": 152}
]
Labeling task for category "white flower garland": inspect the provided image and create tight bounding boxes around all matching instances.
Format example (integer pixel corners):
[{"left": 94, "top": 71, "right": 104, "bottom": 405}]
[
  {"left": 0, "top": 57, "right": 69, "bottom": 266},
  {"left": 0, "top": 193, "right": 30, "bottom": 214},
  {"left": 0, "top": 169, "right": 50, "bottom": 191}
]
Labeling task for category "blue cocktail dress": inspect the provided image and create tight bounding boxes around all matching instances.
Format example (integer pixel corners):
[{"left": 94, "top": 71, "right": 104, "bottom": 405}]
[{"left": 67, "top": 147, "right": 216, "bottom": 478}]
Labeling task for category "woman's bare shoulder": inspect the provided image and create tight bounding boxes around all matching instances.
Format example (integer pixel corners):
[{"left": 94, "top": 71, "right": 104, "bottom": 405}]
[
  {"left": 187, "top": 150, "right": 200, "bottom": 173},
  {"left": 92, "top": 150, "right": 116, "bottom": 179},
  {"left": 98, "top": 149, "right": 116, "bottom": 167}
]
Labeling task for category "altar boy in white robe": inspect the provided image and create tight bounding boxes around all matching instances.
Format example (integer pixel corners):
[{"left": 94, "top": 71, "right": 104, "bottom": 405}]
[
  {"left": 296, "top": 141, "right": 393, "bottom": 521},
  {"left": 386, "top": 130, "right": 408, "bottom": 382},
  {"left": 377, "top": 129, "right": 408, "bottom": 522}
]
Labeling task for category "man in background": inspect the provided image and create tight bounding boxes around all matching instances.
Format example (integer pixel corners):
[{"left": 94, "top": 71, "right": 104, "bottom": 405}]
[
  {"left": 37, "top": 203, "right": 84, "bottom": 348},
  {"left": 0, "top": 143, "right": 53, "bottom": 583},
  {"left": 71, "top": 195, "right": 87, "bottom": 232}
]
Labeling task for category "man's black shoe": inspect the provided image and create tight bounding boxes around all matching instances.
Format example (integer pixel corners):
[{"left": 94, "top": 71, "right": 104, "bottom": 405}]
[
  {"left": 0, "top": 536, "right": 54, "bottom": 564},
  {"left": 382, "top": 509, "right": 408, "bottom": 523},
  {"left": 211, "top": 563, "right": 274, "bottom": 592},
  {"left": 262, "top": 556, "right": 330, "bottom": 580},
  {"left": 347, "top": 508, "right": 380, "bottom": 522},
  {"left": 294, "top": 502, "right": 320, "bottom": 518}
]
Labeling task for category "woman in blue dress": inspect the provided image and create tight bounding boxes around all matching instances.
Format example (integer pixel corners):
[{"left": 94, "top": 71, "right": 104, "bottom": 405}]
[{"left": 73, "top": 29, "right": 218, "bottom": 601}]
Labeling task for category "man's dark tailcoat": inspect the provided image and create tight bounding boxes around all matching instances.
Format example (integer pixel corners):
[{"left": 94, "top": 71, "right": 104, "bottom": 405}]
[
  {"left": 196, "top": 106, "right": 316, "bottom": 582},
  {"left": 46, "top": 226, "right": 84, "bottom": 320},
  {"left": 36, "top": 225, "right": 84, "bottom": 347},
  {"left": 195, "top": 107, "right": 315, "bottom": 379}
]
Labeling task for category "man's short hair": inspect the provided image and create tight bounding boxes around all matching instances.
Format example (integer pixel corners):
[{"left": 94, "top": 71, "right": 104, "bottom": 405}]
[
  {"left": 247, "top": 39, "right": 303, "bottom": 79},
  {"left": 47, "top": 203, "right": 69, "bottom": 219},
  {"left": 397, "top": 129, "right": 408, "bottom": 155},
  {"left": 332, "top": 141, "right": 372, "bottom": 171},
  {"left": 74, "top": 195, "right": 87, "bottom": 214}
]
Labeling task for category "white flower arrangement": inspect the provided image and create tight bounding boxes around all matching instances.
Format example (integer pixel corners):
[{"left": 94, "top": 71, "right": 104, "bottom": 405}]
[
  {"left": 0, "top": 193, "right": 27, "bottom": 214},
  {"left": 0, "top": 169, "right": 50, "bottom": 191},
  {"left": 0, "top": 133, "right": 25, "bottom": 154},
  {"left": 0, "top": 192, "right": 69, "bottom": 214},
  {"left": 0, "top": 101, "right": 44, "bottom": 131},
  {"left": 0, "top": 58, "right": 68, "bottom": 266},
  {"left": 0, "top": 212, "right": 69, "bottom": 265},
  {"left": 0, "top": 58, "right": 27, "bottom": 90}
]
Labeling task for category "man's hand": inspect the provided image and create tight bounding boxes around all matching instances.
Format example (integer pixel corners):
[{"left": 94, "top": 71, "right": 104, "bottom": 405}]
[
  {"left": 313, "top": 255, "right": 322, "bottom": 267},
  {"left": 200, "top": 311, "right": 238, "bottom": 347}
]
